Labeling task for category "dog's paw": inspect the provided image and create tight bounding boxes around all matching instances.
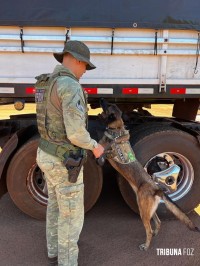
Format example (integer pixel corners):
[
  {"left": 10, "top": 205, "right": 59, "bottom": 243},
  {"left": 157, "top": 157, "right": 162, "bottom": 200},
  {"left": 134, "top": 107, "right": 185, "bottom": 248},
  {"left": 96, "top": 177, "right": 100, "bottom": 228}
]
[{"left": 139, "top": 243, "right": 148, "bottom": 251}]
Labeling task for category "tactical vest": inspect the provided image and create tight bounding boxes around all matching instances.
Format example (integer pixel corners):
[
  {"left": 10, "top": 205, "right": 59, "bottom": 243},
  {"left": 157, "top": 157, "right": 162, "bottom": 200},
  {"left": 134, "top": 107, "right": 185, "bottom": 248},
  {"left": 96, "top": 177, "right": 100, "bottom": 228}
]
[{"left": 35, "top": 70, "right": 87, "bottom": 159}]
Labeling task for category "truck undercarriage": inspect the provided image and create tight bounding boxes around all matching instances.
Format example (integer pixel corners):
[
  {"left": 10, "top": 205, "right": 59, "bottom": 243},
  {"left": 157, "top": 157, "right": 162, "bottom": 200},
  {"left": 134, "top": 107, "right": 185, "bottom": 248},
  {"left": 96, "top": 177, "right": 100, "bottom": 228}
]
[{"left": 0, "top": 99, "right": 200, "bottom": 219}]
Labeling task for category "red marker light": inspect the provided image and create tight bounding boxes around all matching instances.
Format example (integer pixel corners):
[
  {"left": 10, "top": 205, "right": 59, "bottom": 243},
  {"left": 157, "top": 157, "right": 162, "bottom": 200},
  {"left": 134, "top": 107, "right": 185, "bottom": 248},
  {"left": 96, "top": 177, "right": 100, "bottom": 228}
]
[
  {"left": 122, "top": 88, "right": 138, "bottom": 94},
  {"left": 84, "top": 88, "right": 98, "bottom": 94},
  {"left": 170, "top": 88, "right": 186, "bottom": 94},
  {"left": 26, "top": 87, "right": 36, "bottom": 94}
]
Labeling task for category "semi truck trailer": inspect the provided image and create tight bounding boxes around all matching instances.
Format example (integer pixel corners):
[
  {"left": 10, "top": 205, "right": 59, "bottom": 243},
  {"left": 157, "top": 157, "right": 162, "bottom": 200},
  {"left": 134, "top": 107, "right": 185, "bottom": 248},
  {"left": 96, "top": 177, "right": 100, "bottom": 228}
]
[{"left": 0, "top": 0, "right": 200, "bottom": 219}]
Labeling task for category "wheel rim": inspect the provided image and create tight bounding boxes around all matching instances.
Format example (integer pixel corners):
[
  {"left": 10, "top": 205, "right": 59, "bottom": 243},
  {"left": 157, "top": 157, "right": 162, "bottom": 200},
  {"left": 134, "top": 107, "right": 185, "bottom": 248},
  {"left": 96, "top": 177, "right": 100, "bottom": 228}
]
[
  {"left": 144, "top": 152, "right": 194, "bottom": 201},
  {"left": 27, "top": 163, "right": 48, "bottom": 206},
  {"left": 26, "top": 152, "right": 103, "bottom": 212}
]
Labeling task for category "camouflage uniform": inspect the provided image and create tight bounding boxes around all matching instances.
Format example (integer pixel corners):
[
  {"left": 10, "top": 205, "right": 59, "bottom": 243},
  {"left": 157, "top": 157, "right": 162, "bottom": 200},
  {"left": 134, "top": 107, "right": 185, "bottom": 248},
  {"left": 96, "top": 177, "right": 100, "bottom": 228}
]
[
  {"left": 37, "top": 148, "right": 84, "bottom": 266},
  {"left": 36, "top": 64, "right": 97, "bottom": 266}
]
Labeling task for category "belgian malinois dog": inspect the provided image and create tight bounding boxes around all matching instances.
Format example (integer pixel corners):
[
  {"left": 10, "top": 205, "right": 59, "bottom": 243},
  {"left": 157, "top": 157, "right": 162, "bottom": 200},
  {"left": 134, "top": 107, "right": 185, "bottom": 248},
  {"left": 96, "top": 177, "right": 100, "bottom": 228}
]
[{"left": 98, "top": 99, "right": 199, "bottom": 251}]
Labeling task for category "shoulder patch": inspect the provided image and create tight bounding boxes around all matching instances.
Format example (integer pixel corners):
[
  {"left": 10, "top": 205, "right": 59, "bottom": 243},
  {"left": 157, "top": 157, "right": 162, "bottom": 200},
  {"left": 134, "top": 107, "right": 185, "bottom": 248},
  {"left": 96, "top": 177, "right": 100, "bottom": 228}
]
[{"left": 76, "top": 100, "right": 84, "bottom": 113}]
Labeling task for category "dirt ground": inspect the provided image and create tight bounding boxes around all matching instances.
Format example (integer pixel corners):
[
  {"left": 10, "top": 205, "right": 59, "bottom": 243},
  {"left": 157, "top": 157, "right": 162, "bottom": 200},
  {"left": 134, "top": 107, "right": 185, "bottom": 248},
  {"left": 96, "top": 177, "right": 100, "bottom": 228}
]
[{"left": 1, "top": 185, "right": 200, "bottom": 266}]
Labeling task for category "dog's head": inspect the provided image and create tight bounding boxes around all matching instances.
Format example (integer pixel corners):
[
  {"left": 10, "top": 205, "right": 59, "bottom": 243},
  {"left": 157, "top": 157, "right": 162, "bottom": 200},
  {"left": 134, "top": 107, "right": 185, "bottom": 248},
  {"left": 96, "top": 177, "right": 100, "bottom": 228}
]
[{"left": 99, "top": 99, "right": 124, "bottom": 129}]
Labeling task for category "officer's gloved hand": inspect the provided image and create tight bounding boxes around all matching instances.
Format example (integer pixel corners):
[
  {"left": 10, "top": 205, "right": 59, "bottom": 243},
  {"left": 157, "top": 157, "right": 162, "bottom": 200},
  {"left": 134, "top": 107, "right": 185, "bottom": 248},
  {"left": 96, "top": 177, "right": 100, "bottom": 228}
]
[{"left": 92, "top": 143, "right": 104, "bottom": 158}]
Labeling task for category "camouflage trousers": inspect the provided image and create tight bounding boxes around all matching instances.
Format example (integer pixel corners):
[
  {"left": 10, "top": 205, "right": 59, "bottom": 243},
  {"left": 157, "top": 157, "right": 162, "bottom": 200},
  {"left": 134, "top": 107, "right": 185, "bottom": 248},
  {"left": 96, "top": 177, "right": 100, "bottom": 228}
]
[{"left": 36, "top": 147, "right": 84, "bottom": 266}]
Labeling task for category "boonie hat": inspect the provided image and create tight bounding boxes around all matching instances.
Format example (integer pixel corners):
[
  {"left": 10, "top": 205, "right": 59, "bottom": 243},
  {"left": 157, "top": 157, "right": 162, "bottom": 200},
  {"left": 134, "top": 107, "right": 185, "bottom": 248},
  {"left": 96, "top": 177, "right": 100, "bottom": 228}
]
[{"left": 53, "top": 40, "right": 96, "bottom": 70}]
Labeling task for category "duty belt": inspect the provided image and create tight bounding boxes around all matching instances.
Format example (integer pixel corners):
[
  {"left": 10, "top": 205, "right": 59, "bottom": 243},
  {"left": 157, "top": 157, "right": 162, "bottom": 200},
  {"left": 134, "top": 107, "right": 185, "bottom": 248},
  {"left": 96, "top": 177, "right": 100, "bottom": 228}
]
[{"left": 39, "top": 138, "right": 81, "bottom": 160}]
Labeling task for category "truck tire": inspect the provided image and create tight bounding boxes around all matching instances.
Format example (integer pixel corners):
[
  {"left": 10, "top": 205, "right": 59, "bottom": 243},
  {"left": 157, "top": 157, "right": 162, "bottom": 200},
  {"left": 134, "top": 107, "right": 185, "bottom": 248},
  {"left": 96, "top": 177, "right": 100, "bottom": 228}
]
[
  {"left": 117, "top": 127, "right": 200, "bottom": 218},
  {"left": 6, "top": 137, "right": 103, "bottom": 220}
]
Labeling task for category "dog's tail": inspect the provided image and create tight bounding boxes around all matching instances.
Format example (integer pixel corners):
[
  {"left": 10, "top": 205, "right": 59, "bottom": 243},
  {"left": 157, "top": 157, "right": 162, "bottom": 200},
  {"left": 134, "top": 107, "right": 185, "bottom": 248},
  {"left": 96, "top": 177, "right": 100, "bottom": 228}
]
[{"left": 156, "top": 190, "right": 199, "bottom": 232}]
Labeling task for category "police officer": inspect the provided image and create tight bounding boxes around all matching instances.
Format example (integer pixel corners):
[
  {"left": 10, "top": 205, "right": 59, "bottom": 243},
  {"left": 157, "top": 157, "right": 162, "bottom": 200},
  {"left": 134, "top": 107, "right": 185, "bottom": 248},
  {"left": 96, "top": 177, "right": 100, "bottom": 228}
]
[{"left": 35, "top": 40, "right": 104, "bottom": 266}]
